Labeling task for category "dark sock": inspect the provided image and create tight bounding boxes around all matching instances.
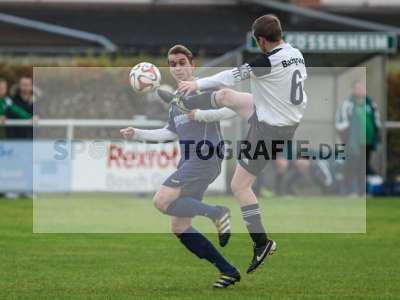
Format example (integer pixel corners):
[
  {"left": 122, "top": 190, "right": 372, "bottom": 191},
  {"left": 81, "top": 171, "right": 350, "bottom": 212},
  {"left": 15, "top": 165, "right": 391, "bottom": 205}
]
[
  {"left": 286, "top": 168, "right": 299, "bottom": 195},
  {"left": 178, "top": 227, "right": 236, "bottom": 274},
  {"left": 166, "top": 197, "right": 222, "bottom": 220},
  {"left": 241, "top": 204, "right": 268, "bottom": 247},
  {"left": 275, "top": 173, "right": 283, "bottom": 195},
  {"left": 182, "top": 91, "right": 217, "bottom": 110}
]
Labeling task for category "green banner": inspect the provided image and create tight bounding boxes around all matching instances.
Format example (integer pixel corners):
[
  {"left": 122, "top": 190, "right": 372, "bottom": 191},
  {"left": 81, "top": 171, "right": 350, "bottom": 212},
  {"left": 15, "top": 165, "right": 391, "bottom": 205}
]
[{"left": 246, "top": 31, "right": 397, "bottom": 53}]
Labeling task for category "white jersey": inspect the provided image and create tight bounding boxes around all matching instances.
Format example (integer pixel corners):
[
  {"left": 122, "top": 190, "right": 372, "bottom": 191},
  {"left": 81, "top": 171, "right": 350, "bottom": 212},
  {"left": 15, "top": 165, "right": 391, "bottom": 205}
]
[
  {"left": 196, "top": 42, "right": 307, "bottom": 126},
  {"left": 250, "top": 43, "right": 307, "bottom": 126}
]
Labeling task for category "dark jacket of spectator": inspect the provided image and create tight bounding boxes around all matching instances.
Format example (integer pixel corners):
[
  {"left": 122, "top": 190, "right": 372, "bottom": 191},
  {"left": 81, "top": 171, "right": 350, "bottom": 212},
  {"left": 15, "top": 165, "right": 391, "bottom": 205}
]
[
  {"left": 11, "top": 93, "right": 33, "bottom": 115},
  {"left": 6, "top": 91, "right": 34, "bottom": 139}
]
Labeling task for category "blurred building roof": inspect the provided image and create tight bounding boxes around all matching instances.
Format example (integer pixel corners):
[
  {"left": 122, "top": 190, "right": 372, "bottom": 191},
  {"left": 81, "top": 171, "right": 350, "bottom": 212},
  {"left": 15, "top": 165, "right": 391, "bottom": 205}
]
[{"left": 0, "top": 1, "right": 399, "bottom": 56}]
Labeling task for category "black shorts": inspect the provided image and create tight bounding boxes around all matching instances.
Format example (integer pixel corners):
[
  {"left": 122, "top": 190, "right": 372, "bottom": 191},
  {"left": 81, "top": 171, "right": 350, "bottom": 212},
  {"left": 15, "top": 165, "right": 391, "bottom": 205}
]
[
  {"left": 163, "top": 159, "right": 221, "bottom": 200},
  {"left": 238, "top": 112, "right": 298, "bottom": 176}
]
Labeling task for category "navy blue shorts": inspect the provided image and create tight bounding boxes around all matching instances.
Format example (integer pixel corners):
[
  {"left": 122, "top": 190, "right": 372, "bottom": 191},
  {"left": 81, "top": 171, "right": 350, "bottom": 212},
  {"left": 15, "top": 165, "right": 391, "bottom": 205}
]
[{"left": 163, "top": 158, "right": 221, "bottom": 200}]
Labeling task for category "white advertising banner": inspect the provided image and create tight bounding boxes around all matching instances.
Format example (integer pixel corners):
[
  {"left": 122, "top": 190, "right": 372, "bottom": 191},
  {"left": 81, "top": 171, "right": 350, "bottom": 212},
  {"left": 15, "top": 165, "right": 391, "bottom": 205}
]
[
  {"left": 71, "top": 140, "right": 226, "bottom": 192},
  {"left": 322, "top": 0, "right": 400, "bottom": 6}
]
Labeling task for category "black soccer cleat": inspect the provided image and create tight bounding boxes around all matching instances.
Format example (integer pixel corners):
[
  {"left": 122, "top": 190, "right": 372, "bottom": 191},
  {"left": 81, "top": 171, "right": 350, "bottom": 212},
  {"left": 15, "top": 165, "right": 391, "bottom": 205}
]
[
  {"left": 212, "top": 270, "right": 241, "bottom": 289},
  {"left": 157, "top": 89, "right": 191, "bottom": 113},
  {"left": 214, "top": 206, "right": 231, "bottom": 247},
  {"left": 246, "top": 239, "right": 276, "bottom": 274},
  {"left": 157, "top": 88, "right": 175, "bottom": 104}
]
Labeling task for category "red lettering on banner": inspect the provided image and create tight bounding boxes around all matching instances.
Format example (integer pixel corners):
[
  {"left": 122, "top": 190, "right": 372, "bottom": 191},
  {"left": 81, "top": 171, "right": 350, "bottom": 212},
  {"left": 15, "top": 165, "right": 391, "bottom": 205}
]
[
  {"left": 108, "top": 144, "right": 121, "bottom": 168},
  {"left": 107, "top": 144, "right": 179, "bottom": 169},
  {"left": 148, "top": 151, "right": 156, "bottom": 168},
  {"left": 171, "top": 147, "right": 178, "bottom": 168},
  {"left": 138, "top": 152, "right": 146, "bottom": 167},
  {"left": 158, "top": 151, "right": 169, "bottom": 168},
  {"left": 124, "top": 151, "right": 135, "bottom": 168}
]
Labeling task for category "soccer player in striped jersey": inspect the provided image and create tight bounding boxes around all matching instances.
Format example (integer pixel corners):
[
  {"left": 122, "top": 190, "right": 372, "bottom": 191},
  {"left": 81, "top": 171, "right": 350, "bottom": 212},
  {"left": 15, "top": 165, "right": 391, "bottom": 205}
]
[
  {"left": 121, "top": 45, "right": 240, "bottom": 288},
  {"left": 160, "top": 15, "right": 307, "bottom": 274}
]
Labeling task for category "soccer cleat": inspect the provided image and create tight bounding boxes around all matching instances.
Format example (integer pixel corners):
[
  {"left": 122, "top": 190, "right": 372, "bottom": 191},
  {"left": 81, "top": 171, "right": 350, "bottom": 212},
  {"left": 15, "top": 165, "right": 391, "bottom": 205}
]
[
  {"left": 246, "top": 239, "right": 276, "bottom": 274},
  {"left": 157, "top": 89, "right": 191, "bottom": 113},
  {"left": 212, "top": 270, "right": 241, "bottom": 289},
  {"left": 214, "top": 206, "right": 231, "bottom": 247},
  {"left": 157, "top": 88, "right": 175, "bottom": 104}
]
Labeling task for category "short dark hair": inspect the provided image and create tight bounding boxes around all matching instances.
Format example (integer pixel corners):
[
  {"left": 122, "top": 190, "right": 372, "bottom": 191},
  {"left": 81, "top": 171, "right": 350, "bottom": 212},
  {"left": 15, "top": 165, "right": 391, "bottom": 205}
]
[
  {"left": 252, "top": 14, "right": 282, "bottom": 42},
  {"left": 167, "top": 44, "right": 193, "bottom": 64}
]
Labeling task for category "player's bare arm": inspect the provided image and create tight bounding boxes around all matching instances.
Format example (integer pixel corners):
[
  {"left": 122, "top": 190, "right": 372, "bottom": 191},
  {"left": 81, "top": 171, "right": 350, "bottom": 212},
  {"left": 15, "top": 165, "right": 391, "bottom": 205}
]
[
  {"left": 120, "top": 126, "right": 177, "bottom": 142},
  {"left": 188, "top": 107, "right": 237, "bottom": 122}
]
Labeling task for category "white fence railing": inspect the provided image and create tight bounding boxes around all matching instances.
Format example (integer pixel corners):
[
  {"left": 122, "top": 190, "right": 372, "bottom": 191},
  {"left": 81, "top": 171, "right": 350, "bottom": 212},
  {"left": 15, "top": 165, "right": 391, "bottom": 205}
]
[
  {"left": 1, "top": 118, "right": 233, "bottom": 140},
  {"left": 1, "top": 118, "right": 166, "bottom": 140}
]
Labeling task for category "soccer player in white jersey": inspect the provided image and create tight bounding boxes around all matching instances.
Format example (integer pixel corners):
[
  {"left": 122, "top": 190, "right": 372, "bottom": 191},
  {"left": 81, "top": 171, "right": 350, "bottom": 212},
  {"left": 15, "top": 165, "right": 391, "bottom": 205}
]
[{"left": 160, "top": 15, "right": 307, "bottom": 274}]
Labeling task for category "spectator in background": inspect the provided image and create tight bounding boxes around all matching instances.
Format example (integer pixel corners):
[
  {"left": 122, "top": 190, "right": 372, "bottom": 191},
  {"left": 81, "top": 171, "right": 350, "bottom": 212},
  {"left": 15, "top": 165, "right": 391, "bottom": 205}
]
[
  {"left": 335, "top": 80, "right": 381, "bottom": 195},
  {"left": 271, "top": 149, "right": 337, "bottom": 196},
  {"left": 6, "top": 76, "right": 37, "bottom": 139},
  {"left": 0, "top": 77, "right": 32, "bottom": 199},
  {"left": 0, "top": 78, "right": 6, "bottom": 133},
  {"left": 0, "top": 77, "right": 31, "bottom": 139},
  {"left": 274, "top": 156, "right": 291, "bottom": 196},
  {"left": 252, "top": 151, "right": 291, "bottom": 197}
]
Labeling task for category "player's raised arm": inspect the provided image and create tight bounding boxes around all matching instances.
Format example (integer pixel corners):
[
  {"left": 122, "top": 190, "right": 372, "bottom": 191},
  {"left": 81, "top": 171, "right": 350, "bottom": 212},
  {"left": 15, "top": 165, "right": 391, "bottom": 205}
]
[
  {"left": 189, "top": 107, "right": 237, "bottom": 123},
  {"left": 120, "top": 126, "right": 177, "bottom": 142},
  {"left": 120, "top": 105, "right": 179, "bottom": 142},
  {"left": 178, "top": 54, "right": 272, "bottom": 95},
  {"left": 178, "top": 68, "right": 240, "bottom": 95}
]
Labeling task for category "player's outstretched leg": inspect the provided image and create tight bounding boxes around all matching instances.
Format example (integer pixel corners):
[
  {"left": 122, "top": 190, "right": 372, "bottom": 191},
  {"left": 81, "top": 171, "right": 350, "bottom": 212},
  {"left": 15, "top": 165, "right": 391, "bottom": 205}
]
[
  {"left": 166, "top": 197, "right": 231, "bottom": 247},
  {"left": 172, "top": 219, "right": 240, "bottom": 288},
  {"left": 157, "top": 88, "right": 215, "bottom": 111},
  {"left": 231, "top": 164, "right": 276, "bottom": 274},
  {"left": 157, "top": 88, "right": 254, "bottom": 120},
  {"left": 153, "top": 185, "right": 231, "bottom": 247}
]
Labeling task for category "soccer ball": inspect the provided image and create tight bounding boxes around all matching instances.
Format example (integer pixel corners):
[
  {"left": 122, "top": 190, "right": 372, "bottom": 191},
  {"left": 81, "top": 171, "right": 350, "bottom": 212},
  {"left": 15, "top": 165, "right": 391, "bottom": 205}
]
[{"left": 129, "top": 62, "right": 161, "bottom": 93}]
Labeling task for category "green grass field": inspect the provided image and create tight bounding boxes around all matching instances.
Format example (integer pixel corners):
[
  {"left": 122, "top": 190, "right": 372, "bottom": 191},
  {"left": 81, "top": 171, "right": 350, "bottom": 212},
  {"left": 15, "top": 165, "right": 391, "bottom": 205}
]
[{"left": 1, "top": 196, "right": 399, "bottom": 300}]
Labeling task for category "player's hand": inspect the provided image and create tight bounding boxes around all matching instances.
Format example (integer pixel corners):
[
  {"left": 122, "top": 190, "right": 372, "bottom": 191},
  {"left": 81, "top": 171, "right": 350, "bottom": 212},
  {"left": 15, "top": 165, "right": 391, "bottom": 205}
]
[
  {"left": 0, "top": 116, "right": 5, "bottom": 125},
  {"left": 188, "top": 109, "right": 199, "bottom": 121},
  {"left": 120, "top": 127, "right": 135, "bottom": 140},
  {"left": 178, "top": 81, "right": 198, "bottom": 96}
]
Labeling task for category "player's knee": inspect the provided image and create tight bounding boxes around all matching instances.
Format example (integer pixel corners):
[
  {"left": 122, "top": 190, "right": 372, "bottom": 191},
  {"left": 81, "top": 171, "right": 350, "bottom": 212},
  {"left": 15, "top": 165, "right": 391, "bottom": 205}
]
[
  {"left": 153, "top": 186, "right": 180, "bottom": 213},
  {"left": 230, "top": 180, "right": 241, "bottom": 198},
  {"left": 170, "top": 218, "right": 192, "bottom": 235},
  {"left": 230, "top": 178, "right": 251, "bottom": 199},
  {"left": 152, "top": 192, "right": 169, "bottom": 213},
  {"left": 216, "top": 88, "right": 234, "bottom": 106}
]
